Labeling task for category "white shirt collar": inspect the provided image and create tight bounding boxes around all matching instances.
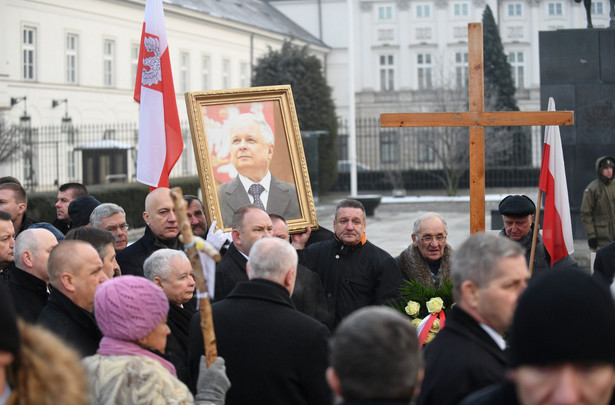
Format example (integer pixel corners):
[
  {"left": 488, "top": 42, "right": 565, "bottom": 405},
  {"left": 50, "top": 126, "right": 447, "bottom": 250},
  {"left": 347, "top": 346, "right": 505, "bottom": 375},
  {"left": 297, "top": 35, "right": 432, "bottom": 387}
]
[
  {"left": 479, "top": 323, "right": 507, "bottom": 350},
  {"left": 238, "top": 171, "right": 271, "bottom": 192}
]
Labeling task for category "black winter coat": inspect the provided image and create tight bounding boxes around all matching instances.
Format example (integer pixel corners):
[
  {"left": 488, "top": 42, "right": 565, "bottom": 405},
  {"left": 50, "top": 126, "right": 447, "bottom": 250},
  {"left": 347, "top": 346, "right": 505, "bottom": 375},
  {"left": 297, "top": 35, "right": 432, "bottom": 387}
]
[
  {"left": 6, "top": 267, "right": 48, "bottom": 323},
  {"left": 299, "top": 238, "right": 401, "bottom": 330},
  {"left": 166, "top": 300, "right": 196, "bottom": 388},
  {"left": 36, "top": 289, "right": 102, "bottom": 358},
  {"left": 417, "top": 306, "right": 508, "bottom": 405},
  {"left": 116, "top": 225, "right": 180, "bottom": 277},
  {"left": 188, "top": 279, "right": 332, "bottom": 405}
]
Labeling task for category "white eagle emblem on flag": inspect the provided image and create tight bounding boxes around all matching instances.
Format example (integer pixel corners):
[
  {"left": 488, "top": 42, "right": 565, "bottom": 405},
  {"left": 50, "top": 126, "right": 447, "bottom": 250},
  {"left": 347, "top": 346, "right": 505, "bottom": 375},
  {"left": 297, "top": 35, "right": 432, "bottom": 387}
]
[{"left": 141, "top": 36, "right": 162, "bottom": 86}]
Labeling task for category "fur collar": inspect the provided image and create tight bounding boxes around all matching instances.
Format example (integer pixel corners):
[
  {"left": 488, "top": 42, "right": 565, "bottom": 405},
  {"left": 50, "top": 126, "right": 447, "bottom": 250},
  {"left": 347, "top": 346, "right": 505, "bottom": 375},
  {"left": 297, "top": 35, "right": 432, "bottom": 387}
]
[{"left": 398, "top": 244, "right": 452, "bottom": 289}]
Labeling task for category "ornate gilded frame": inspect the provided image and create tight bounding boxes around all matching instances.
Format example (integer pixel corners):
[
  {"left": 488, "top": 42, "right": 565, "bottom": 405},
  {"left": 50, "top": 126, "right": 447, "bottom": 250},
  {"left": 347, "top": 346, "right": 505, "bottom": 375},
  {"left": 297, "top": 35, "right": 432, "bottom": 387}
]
[{"left": 185, "top": 85, "right": 318, "bottom": 233}]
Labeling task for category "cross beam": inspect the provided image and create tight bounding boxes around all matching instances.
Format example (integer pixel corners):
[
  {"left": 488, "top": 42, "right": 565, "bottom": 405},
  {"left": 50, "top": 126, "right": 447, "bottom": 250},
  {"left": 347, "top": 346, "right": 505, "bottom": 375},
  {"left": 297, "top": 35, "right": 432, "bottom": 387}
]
[{"left": 381, "top": 23, "right": 574, "bottom": 234}]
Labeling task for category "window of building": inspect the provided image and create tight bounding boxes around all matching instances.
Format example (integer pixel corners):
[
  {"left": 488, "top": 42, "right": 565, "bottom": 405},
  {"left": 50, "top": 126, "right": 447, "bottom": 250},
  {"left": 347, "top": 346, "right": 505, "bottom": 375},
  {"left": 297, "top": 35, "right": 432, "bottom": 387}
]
[
  {"left": 453, "top": 2, "right": 469, "bottom": 16},
  {"left": 131, "top": 44, "right": 139, "bottom": 85},
  {"left": 103, "top": 39, "right": 115, "bottom": 87},
  {"left": 378, "top": 5, "right": 393, "bottom": 20},
  {"left": 416, "top": 4, "right": 431, "bottom": 18},
  {"left": 240, "top": 62, "right": 249, "bottom": 88},
  {"left": 180, "top": 51, "right": 189, "bottom": 92},
  {"left": 378, "top": 29, "right": 395, "bottom": 41},
  {"left": 455, "top": 52, "right": 468, "bottom": 88},
  {"left": 547, "top": 2, "right": 563, "bottom": 15},
  {"left": 453, "top": 26, "right": 468, "bottom": 39},
  {"left": 418, "top": 134, "right": 435, "bottom": 163},
  {"left": 591, "top": 1, "right": 604, "bottom": 14},
  {"left": 508, "top": 3, "right": 523, "bottom": 16},
  {"left": 380, "top": 131, "right": 399, "bottom": 163},
  {"left": 416, "top": 27, "right": 432, "bottom": 40},
  {"left": 66, "top": 33, "right": 78, "bottom": 84},
  {"left": 338, "top": 133, "right": 348, "bottom": 160},
  {"left": 202, "top": 55, "right": 211, "bottom": 90},
  {"left": 22, "top": 26, "right": 37, "bottom": 81},
  {"left": 222, "top": 59, "right": 231, "bottom": 89},
  {"left": 417, "top": 53, "right": 433, "bottom": 90},
  {"left": 508, "top": 51, "right": 525, "bottom": 89},
  {"left": 507, "top": 26, "right": 524, "bottom": 39},
  {"left": 379, "top": 55, "right": 395, "bottom": 91}
]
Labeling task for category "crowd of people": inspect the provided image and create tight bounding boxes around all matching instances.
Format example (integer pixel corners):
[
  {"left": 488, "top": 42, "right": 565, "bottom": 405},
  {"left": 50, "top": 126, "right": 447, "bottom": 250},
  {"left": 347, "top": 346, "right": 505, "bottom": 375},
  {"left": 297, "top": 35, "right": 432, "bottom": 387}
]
[{"left": 1, "top": 173, "right": 614, "bottom": 405}]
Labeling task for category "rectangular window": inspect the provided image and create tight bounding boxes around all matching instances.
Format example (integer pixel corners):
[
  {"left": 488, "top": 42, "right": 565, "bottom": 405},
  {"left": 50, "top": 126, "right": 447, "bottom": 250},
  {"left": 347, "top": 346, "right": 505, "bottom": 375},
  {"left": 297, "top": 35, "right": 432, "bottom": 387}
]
[
  {"left": 202, "top": 55, "right": 211, "bottom": 90},
  {"left": 103, "top": 39, "right": 115, "bottom": 87},
  {"left": 416, "top": 4, "right": 431, "bottom": 18},
  {"left": 338, "top": 134, "right": 348, "bottom": 160},
  {"left": 508, "top": 52, "right": 525, "bottom": 89},
  {"left": 22, "top": 26, "right": 36, "bottom": 80},
  {"left": 240, "top": 62, "right": 249, "bottom": 88},
  {"left": 66, "top": 33, "right": 78, "bottom": 84},
  {"left": 222, "top": 59, "right": 231, "bottom": 89},
  {"left": 418, "top": 137, "right": 435, "bottom": 163},
  {"left": 417, "top": 53, "right": 433, "bottom": 90},
  {"left": 591, "top": 1, "right": 604, "bottom": 14},
  {"left": 455, "top": 52, "right": 469, "bottom": 88},
  {"left": 131, "top": 44, "right": 139, "bottom": 85},
  {"left": 453, "top": 3, "right": 469, "bottom": 16},
  {"left": 508, "top": 3, "right": 522, "bottom": 16},
  {"left": 379, "top": 55, "right": 395, "bottom": 91},
  {"left": 378, "top": 29, "right": 395, "bottom": 41},
  {"left": 548, "top": 2, "right": 563, "bottom": 15},
  {"left": 416, "top": 27, "right": 432, "bottom": 40},
  {"left": 180, "top": 51, "right": 189, "bottom": 92},
  {"left": 380, "top": 131, "right": 399, "bottom": 163},
  {"left": 378, "top": 5, "right": 393, "bottom": 19}
]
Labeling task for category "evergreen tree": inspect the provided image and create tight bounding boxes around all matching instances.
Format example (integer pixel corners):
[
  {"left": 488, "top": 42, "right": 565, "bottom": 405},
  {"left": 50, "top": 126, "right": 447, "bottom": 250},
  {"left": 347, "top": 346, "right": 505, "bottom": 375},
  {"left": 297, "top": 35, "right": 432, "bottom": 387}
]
[{"left": 252, "top": 41, "right": 338, "bottom": 192}]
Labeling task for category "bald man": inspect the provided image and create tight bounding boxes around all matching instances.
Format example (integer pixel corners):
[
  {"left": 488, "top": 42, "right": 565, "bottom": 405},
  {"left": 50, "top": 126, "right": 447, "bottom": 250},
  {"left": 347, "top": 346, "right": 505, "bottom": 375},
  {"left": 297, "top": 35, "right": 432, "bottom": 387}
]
[
  {"left": 7, "top": 228, "right": 58, "bottom": 322},
  {"left": 37, "top": 240, "right": 108, "bottom": 357},
  {"left": 116, "top": 187, "right": 181, "bottom": 277}
]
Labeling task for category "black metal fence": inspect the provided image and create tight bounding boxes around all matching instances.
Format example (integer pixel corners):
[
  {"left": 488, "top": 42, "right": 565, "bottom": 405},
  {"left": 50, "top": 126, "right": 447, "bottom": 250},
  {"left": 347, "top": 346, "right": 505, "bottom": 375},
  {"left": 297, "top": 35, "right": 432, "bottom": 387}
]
[{"left": 1, "top": 116, "right": 544, "bottom": 194}]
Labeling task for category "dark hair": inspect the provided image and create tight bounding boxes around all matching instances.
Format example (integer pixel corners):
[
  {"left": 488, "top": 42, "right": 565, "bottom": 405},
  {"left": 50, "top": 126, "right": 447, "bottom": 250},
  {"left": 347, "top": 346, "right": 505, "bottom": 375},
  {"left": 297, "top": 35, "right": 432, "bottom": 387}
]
[
  {"left": 0, "top": 182, "right": 26, "bottom": 203},
  {"left": 0, "top": 176, "right": 22, "bottom": 186},
  {"left": 330, "top": 307, "right": 419, "bottom": 401},
  {"left": 0, "top": 210, "right": 12, "bottom": 222},
  {"left": 268, "top": 214, "right": 286, "bottom": 224},
  {"left": 231, "top": 204, "right": 262, "bottom": 231},
  {"left": 65, "top": 227, "right": 114, "bottom": 261},
  {"left": 183, "top": 194, "right": 204, "bottom": 210},
  {"left": 335, "top": 199, "right": 366, "bottom": 220},
  {"left": 59, "top": 183, "right": 88, "bottom": 198}
]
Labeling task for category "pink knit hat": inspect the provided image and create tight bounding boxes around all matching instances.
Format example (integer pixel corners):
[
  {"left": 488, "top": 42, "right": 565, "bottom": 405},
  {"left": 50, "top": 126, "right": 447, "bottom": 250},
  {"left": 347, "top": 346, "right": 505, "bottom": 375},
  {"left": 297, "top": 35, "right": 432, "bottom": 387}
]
[{"left": 94, "top": 275, "right": 169, "bottom": 341}]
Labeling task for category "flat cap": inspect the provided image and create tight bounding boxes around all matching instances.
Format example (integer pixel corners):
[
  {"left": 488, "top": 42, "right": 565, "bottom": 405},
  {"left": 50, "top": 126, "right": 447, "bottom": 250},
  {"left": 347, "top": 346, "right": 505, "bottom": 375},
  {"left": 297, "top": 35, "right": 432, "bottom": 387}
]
[{"left": 498, "top": 195, "right": 535, "bottom": 217}]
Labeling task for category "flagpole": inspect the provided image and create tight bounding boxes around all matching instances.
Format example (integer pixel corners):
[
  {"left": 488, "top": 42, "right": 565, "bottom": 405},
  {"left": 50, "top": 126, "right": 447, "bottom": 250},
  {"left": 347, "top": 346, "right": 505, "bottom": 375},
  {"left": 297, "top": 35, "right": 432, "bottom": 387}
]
[{"left": 529, "top": 190, "right": 543, "bottom": 277}]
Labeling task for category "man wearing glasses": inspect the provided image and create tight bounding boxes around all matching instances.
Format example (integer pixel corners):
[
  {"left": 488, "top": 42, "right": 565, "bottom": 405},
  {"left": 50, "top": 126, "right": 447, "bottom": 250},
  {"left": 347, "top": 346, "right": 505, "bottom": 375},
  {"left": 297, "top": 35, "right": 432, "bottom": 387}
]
[
  {"left": 397, "top": 212, "right": 452, "bottom": 288},
  {"left": 90, "top": 203, "right": 129, "bottom": 252}
]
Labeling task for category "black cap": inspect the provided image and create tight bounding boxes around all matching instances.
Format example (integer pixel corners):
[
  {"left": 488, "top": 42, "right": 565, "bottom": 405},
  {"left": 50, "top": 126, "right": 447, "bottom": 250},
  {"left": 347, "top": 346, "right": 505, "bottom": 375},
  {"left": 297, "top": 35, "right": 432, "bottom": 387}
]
[
  {"left": 498, "top": 195, "right": 536, "bottom": 217},
  {"left": 68, "top": 195, "right": 101, "bottom": 228},
  {"left": 510, "top": 268, "right": 615, "bottom": 367}
]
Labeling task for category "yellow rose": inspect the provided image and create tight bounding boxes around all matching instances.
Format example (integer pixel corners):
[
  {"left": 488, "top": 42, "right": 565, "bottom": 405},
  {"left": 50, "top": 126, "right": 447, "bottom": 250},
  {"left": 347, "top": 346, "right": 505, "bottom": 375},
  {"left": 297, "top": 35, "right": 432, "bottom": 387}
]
[
  {"left": 430, "top": 318, "right": 441, "bottom": 332},
  {"left": 425, "top": 331, "right": 437, "bottom": 344},
  {"left": 411, "top": 318, "right": 422, "bottom": 328},
  {"left": 426, "top": 297, "right": 445, "bottom": 314},
  {"left": 405, "top": 300, "right": 421, "bottom": 317}
]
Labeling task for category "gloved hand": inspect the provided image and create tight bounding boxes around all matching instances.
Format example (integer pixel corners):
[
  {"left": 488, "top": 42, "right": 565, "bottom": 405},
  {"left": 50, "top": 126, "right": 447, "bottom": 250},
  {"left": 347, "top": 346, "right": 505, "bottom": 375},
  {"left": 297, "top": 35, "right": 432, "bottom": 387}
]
[
  {"left": 195, "top": 356, "right": 230, "bottom": 405},
  {"left": 588, "top": 238, "right": 598, "bottom": 250},
  {"left": 206, "top": 221, "right": 232, "bottom": 251}
]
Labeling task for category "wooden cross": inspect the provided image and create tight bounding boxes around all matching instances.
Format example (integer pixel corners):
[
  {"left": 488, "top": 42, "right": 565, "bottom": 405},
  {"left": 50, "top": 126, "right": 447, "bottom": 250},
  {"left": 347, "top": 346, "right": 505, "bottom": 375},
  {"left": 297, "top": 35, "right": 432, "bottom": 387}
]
[{"left": 381, "top": 23, "right": 574, "bottom": 234}]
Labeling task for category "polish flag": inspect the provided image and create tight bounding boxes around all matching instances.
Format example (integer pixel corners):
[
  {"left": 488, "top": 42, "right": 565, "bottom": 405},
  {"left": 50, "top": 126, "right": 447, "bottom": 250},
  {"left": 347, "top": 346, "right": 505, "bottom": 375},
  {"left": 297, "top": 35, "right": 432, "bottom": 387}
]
[
  {"left": 538, "top": 98, "right": 574, "bottom": 263},
  {"left": 134, "top": 0, "right": 183, "bottom": 188}
]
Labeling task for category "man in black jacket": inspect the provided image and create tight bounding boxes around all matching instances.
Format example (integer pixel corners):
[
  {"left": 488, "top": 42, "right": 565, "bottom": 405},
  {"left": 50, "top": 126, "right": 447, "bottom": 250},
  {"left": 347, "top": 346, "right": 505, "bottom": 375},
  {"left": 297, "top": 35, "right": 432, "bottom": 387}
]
[
  {"left": 8, "top": 228, "right": 58, "bottom": 322},
  {"left": 116, "top": 187, "right": 181, "bottom": 277},
  {"left": 417, "top": 233, "right": 529, "bottom": 405},
  {"left": 189, "top": 237, "right": 331, "bottom": 405},
  {"left": 37, "top": 240, "right": 108, "bottom": 357},
  {"left": 294, "top": 199, "right": 401, "bottom": 330}
]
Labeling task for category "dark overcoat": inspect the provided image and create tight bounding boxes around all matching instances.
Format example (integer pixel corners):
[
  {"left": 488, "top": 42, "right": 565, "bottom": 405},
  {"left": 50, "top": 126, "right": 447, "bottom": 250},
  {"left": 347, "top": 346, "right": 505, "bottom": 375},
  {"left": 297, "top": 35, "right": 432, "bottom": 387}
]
[
  {"left": 188, "top": 279, "right": 332, "bottom": 405},
  {"left": 6, "top": 267, "right": 49, "bottom": 323},
  {"left": 417, "top": 306, "right": 507, "bottom": 405},
  {"left": 116, "top": 225, "right": 180, "bottom": 277}
]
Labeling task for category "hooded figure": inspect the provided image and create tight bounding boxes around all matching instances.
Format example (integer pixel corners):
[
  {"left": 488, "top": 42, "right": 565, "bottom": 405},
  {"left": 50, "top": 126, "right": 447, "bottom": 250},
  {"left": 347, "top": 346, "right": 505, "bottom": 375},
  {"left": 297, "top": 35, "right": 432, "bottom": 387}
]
[{"left": 581, "top": 156, "right": 615, "bottom": 250}]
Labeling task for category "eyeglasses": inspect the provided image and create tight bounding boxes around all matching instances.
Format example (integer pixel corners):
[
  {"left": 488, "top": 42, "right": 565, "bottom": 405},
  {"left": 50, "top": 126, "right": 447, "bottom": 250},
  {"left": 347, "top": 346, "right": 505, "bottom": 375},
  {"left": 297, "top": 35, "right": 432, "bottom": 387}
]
[
  {"left": 105, "top": 223, "right": 129, "bottom": 233},
  {"left": 418, "top": 233, "right": 446, "bottom": 243}
]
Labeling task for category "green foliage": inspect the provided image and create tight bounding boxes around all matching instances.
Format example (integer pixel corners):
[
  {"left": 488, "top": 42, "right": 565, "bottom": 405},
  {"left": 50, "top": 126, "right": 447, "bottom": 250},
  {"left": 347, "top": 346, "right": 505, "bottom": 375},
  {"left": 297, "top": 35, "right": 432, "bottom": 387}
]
[
  {"left": 482, "top": 5, "right": 519, "bottom": 112},
  {"left": 252, "top": 41, "right": 339, "bottom": 192},
  {"left": 392, "top": 279, "right": 455, "bottom": 319}
]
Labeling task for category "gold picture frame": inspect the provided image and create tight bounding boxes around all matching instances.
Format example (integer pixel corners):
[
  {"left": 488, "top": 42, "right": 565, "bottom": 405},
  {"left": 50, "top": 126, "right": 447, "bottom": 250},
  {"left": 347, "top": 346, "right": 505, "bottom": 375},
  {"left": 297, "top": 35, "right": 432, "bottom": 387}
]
[{"left": 185, "top": 85, "right": 318, "bottom": 233}]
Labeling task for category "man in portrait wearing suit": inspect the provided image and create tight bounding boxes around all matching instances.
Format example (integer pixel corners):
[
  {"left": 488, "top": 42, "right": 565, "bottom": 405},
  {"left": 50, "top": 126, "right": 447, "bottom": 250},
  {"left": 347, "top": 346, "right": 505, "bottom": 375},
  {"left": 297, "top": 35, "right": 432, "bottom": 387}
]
[{"left": 218, "top": 113, "right": 300, "bottom": 226}]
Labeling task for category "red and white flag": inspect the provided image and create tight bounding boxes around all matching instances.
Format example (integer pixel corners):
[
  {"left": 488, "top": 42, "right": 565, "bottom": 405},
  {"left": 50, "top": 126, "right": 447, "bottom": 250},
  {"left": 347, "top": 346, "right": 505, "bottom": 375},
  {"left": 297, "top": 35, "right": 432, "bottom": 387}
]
[
  {"left": 134, "top": 0, "right": 183, "bottom": 188},
  {"left": 538, "top": 97, "right": 574, "bottom": 263}
]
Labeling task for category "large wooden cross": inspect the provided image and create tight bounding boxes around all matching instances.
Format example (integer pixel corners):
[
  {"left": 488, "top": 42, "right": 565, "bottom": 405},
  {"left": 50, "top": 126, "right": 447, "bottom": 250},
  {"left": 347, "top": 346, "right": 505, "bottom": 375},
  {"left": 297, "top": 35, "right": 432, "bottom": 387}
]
[{"left": 381, "top": 23, "right": 574, "bottom": 234}]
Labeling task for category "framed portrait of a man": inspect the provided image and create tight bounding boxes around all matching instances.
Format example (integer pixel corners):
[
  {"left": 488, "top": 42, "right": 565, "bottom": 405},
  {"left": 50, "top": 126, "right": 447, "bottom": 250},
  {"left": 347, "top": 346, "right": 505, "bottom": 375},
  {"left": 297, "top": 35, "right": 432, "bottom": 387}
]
[{"left": 185, "top": 85, "right": 318, "bottom": 233}]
